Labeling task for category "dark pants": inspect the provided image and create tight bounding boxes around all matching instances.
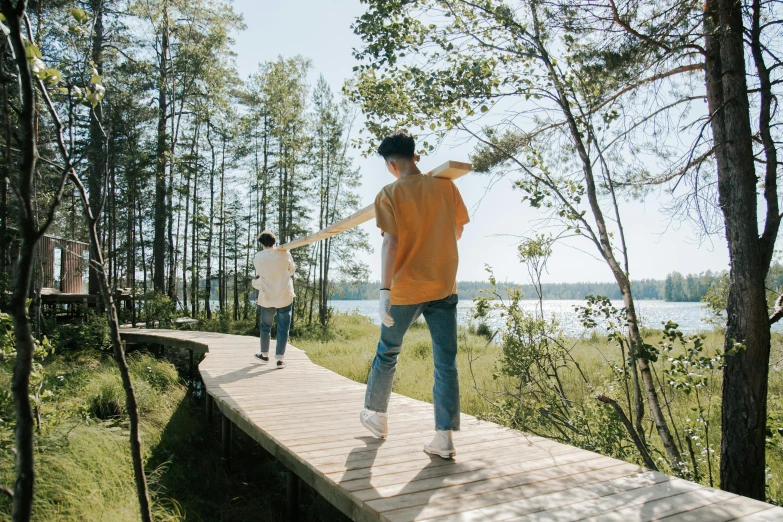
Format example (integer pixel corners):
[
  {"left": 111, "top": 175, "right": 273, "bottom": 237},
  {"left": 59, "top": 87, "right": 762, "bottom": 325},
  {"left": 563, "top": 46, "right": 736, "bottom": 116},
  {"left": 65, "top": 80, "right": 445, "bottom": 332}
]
[{"left": 259, "top": 302, "right": 292, "bottom": 358}]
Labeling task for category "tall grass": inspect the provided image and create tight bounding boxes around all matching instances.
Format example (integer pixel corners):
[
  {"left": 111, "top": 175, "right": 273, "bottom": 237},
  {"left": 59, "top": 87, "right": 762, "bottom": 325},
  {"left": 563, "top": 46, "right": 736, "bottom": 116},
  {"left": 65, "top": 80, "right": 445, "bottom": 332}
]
[{"left": 0, "top": 349, "right": 348, "bottom": 521}]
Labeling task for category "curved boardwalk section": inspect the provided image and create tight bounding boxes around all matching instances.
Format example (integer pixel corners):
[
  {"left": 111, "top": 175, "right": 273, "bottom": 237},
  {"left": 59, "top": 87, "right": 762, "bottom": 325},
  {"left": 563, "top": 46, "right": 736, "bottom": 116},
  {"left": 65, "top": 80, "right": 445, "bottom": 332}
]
[{"left": 120, "top": 328, "right": 783, "bottom": 522}]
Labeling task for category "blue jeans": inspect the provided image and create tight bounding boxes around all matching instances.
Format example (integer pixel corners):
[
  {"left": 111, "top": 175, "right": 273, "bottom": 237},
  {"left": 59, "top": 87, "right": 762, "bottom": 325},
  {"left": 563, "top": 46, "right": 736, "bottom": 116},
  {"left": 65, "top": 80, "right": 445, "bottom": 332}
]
[
  {"left": 364, "top": 294, "right": 460, "bottom": 431},
  {"left": 259, "top": 303, "right": 292, "bottom": 358}
]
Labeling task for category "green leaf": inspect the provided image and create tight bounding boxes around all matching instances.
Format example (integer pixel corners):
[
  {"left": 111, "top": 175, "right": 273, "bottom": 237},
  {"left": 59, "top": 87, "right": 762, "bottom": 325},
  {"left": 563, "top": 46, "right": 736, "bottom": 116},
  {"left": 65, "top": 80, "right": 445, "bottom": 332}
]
[
  {"left": 45, "top": 69, "right": 62, "bottom": 85},
  {"left": 480, "top": 105, "right": 489, "bottom": 113},
  {"left": 71, "top": 8, "right": 89, "bottom": 24},
  {"left": 24, "top": 41, "right": 42, "bottom": 59},
  {"left": 90, "top": 74, "right": 102, "bottom": 85}
]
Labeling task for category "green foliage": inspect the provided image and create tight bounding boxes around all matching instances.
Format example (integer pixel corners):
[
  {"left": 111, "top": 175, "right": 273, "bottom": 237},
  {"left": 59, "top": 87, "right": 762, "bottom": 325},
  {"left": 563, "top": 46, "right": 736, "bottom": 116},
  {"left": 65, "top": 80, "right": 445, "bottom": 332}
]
[
  {"left": 657, "top": 323, "right": 723, "bottom": 484},
  {"left": 474, "top": 321, "right": 493, "bottom": 340},
  {"left": 129, "top": 353, "right": 180, "bottom": 390},
  {"left": 409, "top": 341, "right": 431, "bottom": 359},
  {"left": 0, "top": 311, "right": 57, "bottom": 427},
  {"left": 50, "top": 312, "right": 112, "bottom": 352},
  {"left": 83, "top": 354, "right": 178, "bottom": 420},
  {"left": 0, "top": 315, "right": 11, "bottom": 424},
  {"left": 140, "top": 291, "right": 177, "bottom": 329},
  {"left": 702, "top": 272, "right": 729, "bottom": 325},
  {"left": 475, "top": 275, "right": 620, "bottom": 453},
  {"left": 194, "top": 310, "right": 257, "bottom": 336},
  {"left": 665, "top": 271, "right": 721, "bottom": 302}
]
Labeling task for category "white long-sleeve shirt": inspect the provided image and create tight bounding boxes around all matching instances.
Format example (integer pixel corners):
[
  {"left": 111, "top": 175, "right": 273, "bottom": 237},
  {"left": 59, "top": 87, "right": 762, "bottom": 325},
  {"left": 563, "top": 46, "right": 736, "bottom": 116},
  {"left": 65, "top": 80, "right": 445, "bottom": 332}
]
[{"left": 252, "top": 248, "right": 296, "bottom": 308}]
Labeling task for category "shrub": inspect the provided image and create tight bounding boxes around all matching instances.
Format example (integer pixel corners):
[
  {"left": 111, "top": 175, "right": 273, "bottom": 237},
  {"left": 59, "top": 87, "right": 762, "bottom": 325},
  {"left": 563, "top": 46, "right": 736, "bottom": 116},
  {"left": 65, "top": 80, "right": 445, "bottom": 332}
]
[
  {"left": 475, "top": 322, "right": 493, "bottom": 340},
  {"left": 0, "top": 365, "right": 11, "bottom": 425},
  {"left": 139, "top": 291, "right": 177, "bottom": 328},
  {"left": 84, "top": 369, "right": 157, "bottom": 420},
  {"left": 51, "top": 312, "right": 112, "bottom": 352}
]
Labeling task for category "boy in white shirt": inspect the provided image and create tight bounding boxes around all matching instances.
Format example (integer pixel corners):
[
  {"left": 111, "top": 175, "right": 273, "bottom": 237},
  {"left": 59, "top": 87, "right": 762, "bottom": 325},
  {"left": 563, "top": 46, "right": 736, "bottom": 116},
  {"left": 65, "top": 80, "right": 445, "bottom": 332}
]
[{"left": 251, "top": 231, "right": 295, "bottom": 369}]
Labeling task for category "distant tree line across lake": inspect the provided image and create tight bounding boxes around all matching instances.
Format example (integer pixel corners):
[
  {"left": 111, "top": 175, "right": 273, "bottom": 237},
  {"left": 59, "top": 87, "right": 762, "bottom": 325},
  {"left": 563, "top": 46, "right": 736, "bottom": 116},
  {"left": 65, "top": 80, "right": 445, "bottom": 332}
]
[{"left": 329, "top": 266, "right": 783, "bottom": 302}]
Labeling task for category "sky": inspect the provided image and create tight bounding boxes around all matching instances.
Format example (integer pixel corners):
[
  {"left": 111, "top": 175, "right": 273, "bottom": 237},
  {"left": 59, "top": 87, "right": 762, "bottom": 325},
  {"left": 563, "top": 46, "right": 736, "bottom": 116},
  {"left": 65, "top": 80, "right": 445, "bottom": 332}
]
[{"left": 229, "top": 0, "right": 731, "bottom": 284}]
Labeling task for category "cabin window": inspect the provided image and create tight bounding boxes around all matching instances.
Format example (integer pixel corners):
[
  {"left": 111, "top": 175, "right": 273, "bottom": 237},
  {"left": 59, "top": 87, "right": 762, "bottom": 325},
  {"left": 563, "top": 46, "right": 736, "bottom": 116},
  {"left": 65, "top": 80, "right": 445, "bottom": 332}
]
[
  {"left": 53, "top": 246, "right": 63, "bottom": 291},
  {"left": 82, "top": 251, "right": 89, "bottom": 293}
]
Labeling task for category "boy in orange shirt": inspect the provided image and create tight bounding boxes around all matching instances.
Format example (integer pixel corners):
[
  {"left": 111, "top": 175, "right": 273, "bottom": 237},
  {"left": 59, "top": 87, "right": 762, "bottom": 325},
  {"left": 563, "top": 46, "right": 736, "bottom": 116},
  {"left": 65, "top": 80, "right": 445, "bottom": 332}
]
[{"left": 360, "top": 130, "right": 469, "bottom": 458}]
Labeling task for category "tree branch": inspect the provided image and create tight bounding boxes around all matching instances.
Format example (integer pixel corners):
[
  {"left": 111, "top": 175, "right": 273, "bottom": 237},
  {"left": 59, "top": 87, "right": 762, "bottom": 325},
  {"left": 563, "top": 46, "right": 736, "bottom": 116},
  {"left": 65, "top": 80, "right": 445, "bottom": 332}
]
[
  {"left": 608, "top": 0, "right": 706, "bottom": 56},
  {"left": 751, "top": 0, "right": 781, "bottom": 276},
  {"left": 597, "top": 393, "right": 658, "bottom": 470}
]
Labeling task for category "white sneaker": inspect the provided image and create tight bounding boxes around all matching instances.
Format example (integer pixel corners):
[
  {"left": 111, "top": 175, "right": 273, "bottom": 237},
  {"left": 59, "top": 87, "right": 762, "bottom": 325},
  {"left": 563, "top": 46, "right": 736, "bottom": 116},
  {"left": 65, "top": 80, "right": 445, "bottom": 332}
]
[
  {"left": 360, "top": 409, "right": 388, "bottom": 439},
  {"left": 424, "top": 431, "right": 456, "bottom": 459}
]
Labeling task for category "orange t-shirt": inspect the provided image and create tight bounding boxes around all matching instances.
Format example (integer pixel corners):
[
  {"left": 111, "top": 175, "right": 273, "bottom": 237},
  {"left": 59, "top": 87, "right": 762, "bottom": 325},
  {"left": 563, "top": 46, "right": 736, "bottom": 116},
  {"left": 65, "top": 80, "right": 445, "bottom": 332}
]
[{"left": 374, "top": 174, "right": 470, "bottom": 305}]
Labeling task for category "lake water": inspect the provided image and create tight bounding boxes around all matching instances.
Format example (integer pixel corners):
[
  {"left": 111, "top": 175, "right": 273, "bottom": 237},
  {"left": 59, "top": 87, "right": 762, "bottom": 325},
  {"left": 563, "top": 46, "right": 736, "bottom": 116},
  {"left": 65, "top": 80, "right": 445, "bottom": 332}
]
[{"left": 328, "top": 299, "right": 753, "bottom": 336}]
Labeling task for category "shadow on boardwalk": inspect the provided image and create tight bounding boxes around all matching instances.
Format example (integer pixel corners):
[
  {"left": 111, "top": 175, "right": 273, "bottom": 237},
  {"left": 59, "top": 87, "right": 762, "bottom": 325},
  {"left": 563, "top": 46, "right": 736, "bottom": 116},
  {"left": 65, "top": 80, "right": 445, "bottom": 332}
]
[{"left": 340, "top": 433, "right": 450, "bottom": 521}]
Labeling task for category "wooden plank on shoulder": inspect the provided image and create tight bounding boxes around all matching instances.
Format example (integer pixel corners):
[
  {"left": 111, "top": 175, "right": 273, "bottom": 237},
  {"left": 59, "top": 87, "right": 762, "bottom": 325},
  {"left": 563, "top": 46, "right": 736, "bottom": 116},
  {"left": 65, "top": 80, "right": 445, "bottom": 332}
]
[{"left": 280, "top": 160, "right": 472, "bottom": 251}]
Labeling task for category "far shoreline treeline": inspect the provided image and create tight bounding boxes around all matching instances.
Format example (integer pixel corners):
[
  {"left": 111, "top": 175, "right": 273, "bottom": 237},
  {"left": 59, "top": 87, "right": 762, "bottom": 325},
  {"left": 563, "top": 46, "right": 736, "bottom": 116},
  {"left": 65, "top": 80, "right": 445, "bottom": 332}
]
[{"left": 330, "top": 269, "right": 783, "bottom": 302}]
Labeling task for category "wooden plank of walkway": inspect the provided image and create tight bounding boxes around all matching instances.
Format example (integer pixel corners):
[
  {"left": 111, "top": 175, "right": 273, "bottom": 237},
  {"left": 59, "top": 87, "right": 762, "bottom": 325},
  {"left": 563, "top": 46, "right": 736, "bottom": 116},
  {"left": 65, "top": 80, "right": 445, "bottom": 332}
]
[{"left": 119, "top": 328, "right": 783, "bottom": 522}]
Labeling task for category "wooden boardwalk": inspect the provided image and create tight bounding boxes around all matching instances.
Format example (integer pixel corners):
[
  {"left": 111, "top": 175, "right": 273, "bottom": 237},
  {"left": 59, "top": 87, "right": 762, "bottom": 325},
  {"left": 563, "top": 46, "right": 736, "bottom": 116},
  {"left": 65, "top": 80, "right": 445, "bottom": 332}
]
[{"left": 119, "top": 328, "right": 783, "bottom": 522}]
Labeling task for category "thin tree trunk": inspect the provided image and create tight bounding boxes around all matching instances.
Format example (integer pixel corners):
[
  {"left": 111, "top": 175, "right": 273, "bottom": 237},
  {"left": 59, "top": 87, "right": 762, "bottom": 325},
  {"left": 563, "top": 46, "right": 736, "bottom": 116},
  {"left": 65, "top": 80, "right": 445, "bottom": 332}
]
[
  {"left": 2, "top": 6, "right": 72, "bottom": 518},
  {"left": 597, "top": 394, "right": 658, "bottom": 471},
  {"left": 111, "top": 156, "right": 118, "bottom": 291},
  {"left": 182, "top": 127, "right": 198, "bottom": 314},
  {"left": 1, "top": 80, "right": 10, "bottom": 278},
  {"left": 138, "top": 198, "right": 147, "bottom": 294},
  {"left": 233, "top": 222, "right": 239, "bottom": 321},
  {"left": 129, "top": 178, "right": 136, "bottom": 326},
  {"left": 3, "top": 5, "right": 41, "bottom": 517},
  {"left": 219, "top": 133, "right": 226, "bottom": 313},
  {"left": 191, "top": 139, "right": 199, "bottom": 317},
  {"left": 87, "top": 0, "right": 105, "bottom": 301},
  {"left": 153, "top": 0, "right": 169, "bottom": 293},
  {"left": 205, "top": 120, "right": 214, "bottom": 319},
  {"left": 166, "top": 124, "right": 175, "bottom": 298},
  {"left": 261, "top": 114, "right": 268, "bottom": 231}
]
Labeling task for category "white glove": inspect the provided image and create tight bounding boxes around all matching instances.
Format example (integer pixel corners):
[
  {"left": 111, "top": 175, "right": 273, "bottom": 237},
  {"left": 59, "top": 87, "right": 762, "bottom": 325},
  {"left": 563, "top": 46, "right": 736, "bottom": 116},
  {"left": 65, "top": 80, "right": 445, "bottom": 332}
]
[{"left": 379, "top": 289, "right": 394, "bottom": 328}]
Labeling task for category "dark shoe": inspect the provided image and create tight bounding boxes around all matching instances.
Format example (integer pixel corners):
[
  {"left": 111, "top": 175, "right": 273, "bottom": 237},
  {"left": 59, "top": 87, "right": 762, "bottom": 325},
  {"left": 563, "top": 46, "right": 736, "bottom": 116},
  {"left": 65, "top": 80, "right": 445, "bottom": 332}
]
[
  {"left": 276, "top": 360, "right": 286, "bottom": 369},
  {"left": 255, "top": 353, "right": 269, "bottom": 363}
]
